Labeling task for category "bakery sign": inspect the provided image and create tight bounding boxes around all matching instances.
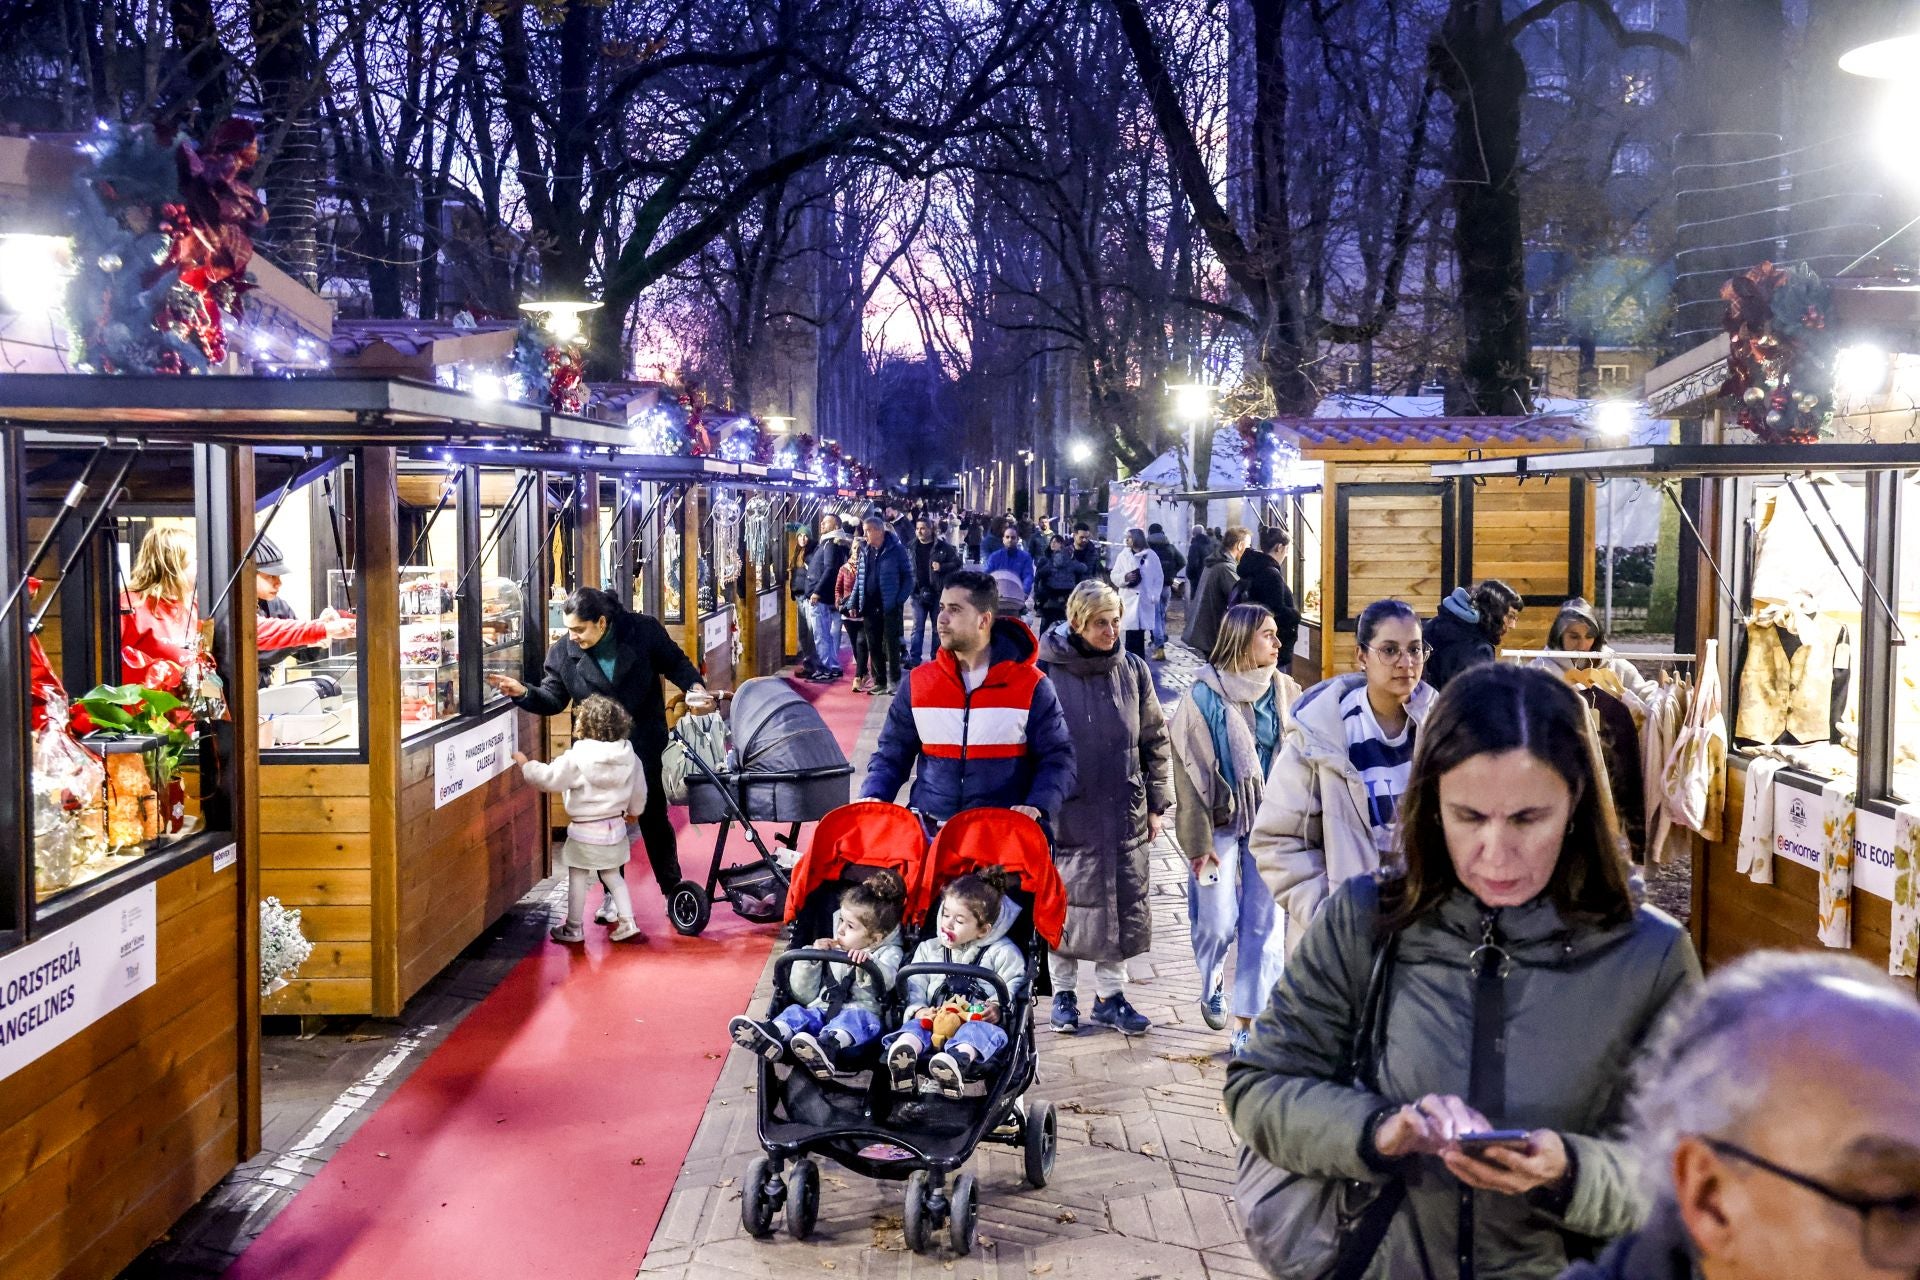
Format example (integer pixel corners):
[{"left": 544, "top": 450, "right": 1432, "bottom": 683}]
[
  {"left": 0, "top": 882, "right": 156, "bottom": 1082},
  {"left": 1771, "top": 784, "right": 1897, "bottom": 901},
  {"left": 434, "top": 710, "right": 519, "bottom": 809}
]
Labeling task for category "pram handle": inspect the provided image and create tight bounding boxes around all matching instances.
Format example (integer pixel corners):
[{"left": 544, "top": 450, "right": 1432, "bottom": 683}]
[
  {"left": 894, "top": 961, "right": 1014, "bottom": 1014},
  {"left": 771, "top": 948, "right": 896, "bottom": 1004}
]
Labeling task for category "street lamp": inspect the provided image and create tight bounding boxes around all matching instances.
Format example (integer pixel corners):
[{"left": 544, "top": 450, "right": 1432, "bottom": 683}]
[
  {"left": 1166, "top": 382, "right": 1213, "bottom": 422},
  {"left": 1841, "top": 31, "right": 1920, "bottom": 78},
  {"left": 520, "top": 299, "right": 601, "bottom": 344},
  {"left": 1068, "top": 439, "right": 1093, "bottom": 464}
]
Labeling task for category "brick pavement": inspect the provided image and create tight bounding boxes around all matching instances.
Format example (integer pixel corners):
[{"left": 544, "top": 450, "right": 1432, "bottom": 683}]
[{"left": 640, "top": 681, "right": 1264, "bottom": 1280}]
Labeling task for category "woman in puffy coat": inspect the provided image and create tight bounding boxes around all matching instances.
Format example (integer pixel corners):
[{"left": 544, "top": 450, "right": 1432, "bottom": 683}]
[
  {"left": 1036, "top": 580, "right": 1172, "bottom": 1037},
  {"left": 1225, "top": 663, "right": 1700, "bottom": 1280},
  {"left": 1250, "top": 598, "right": 1437, "bottom": 955}
]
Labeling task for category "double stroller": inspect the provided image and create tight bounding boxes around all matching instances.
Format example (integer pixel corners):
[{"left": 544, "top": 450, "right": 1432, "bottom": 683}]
[
  {"left": 736, "top": 802, "right": 1066, "bottom": 1256},
  {"left": 665, "top": 677, "right": 853, "bottom": 935}
]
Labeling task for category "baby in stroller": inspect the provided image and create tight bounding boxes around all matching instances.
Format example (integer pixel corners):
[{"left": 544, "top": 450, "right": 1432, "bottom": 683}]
[
  {"left": 729, "top": 870, "right": 907, "bottom": 1079},
  {"left": 885, "top": 866, "right": 1029, "bottom": 1100}
]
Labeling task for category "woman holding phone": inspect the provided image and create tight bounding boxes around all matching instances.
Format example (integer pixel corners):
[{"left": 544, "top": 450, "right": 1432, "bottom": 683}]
[{"left": 1223, "top": 663, "right": 1701, "bottom": 1279}]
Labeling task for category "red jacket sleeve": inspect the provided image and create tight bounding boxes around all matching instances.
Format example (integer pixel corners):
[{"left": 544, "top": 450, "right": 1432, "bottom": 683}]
[{"left": 257, "top": 616, "right": 329, "bottom": 649}]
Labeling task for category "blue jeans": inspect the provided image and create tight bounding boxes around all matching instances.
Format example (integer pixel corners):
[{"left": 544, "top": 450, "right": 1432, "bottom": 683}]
[
  {"left": 810, "top": 602, "right": 842, "bottom": 671},
  {"left": 1188, "top": 831, "right": 1288, "bottom": 1021},
  {"left": 1153, "top": 586, "right": 1172, "bottom": 647},
  {"left": 775, "top": 1003, "right": 883, "bottom": 1050},
  {"left": 907, "top": 596, "right": 937, "bottom": 665},
  {"left": 887, "top": 1018, "right": 1007, "bottom": 1065}
]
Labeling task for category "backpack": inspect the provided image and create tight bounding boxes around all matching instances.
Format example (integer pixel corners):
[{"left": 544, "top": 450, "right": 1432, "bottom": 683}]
[{"left": 1227, "top": 576, "right": 1253, "bottom": 608}]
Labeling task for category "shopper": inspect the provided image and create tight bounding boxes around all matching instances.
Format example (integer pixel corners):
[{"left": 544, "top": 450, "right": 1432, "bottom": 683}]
[
  {"left": 119, "top": 525, "right": 200, "bottom": 693},
  {"left": 513, "top": 695, "right": 649, "bottom": 943},
  {"left": 1168, "top": 603, "right": 1299, "bottom": 1055},
  {"left": 985, "top": 524, "right": 1036, "bottom": 598},
  {"left": 1145, "top": 523, "right": 1184, "bottom": 657},
  {"left": 1225, "top": 662, "right": 1701, "bottom": 1280},
  {"left": 1183, "top": 525, "right": 1248, "bottom": 656},
  {"left": 906, "top": 516, "right": 961, "bottom": 669},
  {"left": 834, "top": 551, "right": 870, "bottom": 690},
  {"left": 1250, "top": 598, "right": 1436, "bottom": 954},
  {"left": 1530, "top": 597, "right": 1656, "bottom": 701},
  {"left": 854, "top": 514, "right": 911, "bottom": 695},
  {"left": 1071, "top": 523, "right": 1107, "bottom": 580},
  {"left": 1186, "top": 524, "right": 1214, "bottom": 582},
  {"left": 1563, "top": 951, "right": 1920, "bottom": 1280},
  {"left": 1232, "top": 525, "right": 1299, "bottom": 666},
  {"left": 1027, "top": 516, "right": 1054, "bottom": 565},
  {"left": 1034, "top": 534, "right": 1089, "bottom": 634},
  {"left": 791, "top": 526, "right": 820, "bottom": 676},
  {"left": 1036, "top": 580, "right": 1172, "bottom": 1037},
  {"left": 805, "top": 515, "right": 852, "bottom": 680},
  {"left": 859, "top": 569, "right": 1075, "bottom": 826},
  {"left": 489, "top": 588, "right": 717, "bottom": 916},
  {"left": 1111, "top": 527, "right": 1164, "bottom": 659},
  {"left": 1424, "top": 578, "right": 1523, "bottom": 690}
]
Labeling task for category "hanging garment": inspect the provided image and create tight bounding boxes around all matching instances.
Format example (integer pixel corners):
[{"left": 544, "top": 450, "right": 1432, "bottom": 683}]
[
  {"left": 1736, "top": 757, "right": 1784, "bottom": 885},
  {"left": 1818, "top": 776, "right": 1856, "bottom": 950},
  {"left": 1665, "top": 641, "right": 1727, "bottom": 842},
  {"left": 1736, "top": 607, "right": 1848, "bottom": 746},
  {"left": 1582, "top": 685, "right": 1645, "bottom": 861},
  {"left": 1642, "top": 676, "right": 1691, "bottom": 865},
  {"left": 1892, "top": 803, "right": 1920, "bottom": 978}
]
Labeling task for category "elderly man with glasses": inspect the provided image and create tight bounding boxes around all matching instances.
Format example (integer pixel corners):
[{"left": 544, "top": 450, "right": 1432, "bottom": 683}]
[{"left": 1558, "top": 950, "right": 1920, "bottom": 1280}]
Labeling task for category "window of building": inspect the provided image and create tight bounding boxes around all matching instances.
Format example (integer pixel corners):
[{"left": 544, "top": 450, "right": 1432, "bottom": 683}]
[
  {"left": 1598, "top": 364, "right": 1631, "bottom": 386},
  {"left": 1622, "top": 71, "right": 1658, "bottom": 106},
  {"left": 1623, "top": 0, "right": 1659, "bottom": 31},
  {"left": 1530, "top": 364, "right": 1549, "bottom": 391},
  {"left": 1612, "top": 143, "right": 1655, "bottom": 177}
]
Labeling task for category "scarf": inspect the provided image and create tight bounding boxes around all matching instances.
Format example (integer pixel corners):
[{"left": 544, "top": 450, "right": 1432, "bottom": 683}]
[
  {"left": 1068, "top": 631, "right": 1115, "bottom": 659},
  {"left": 1194, "top": 664, "right": 1276, "bottom": 837}
]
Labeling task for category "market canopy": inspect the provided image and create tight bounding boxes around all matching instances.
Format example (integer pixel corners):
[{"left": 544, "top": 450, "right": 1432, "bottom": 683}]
[{"left": 1431, "top": 442, "right": 1920, "bottom": 480}]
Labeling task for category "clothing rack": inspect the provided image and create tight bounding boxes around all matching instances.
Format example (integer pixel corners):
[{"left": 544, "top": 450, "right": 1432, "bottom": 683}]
[{"left": 1501, "top": 649, "right": 1697, "bottom": 663}]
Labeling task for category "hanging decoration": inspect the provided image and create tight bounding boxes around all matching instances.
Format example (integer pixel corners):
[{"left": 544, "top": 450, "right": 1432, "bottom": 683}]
[
  {"left": 512, "top": 315, "right": 589, "bottom": 414},
  {"left": 1231, "top": 415, "right": 1273, "bottom": 486},
  {"left": 1718, "top": 261, "right": 1837, "bottom": 444},
  {"left": 67, "top": 119, "right": 267, "bottom": 375}
]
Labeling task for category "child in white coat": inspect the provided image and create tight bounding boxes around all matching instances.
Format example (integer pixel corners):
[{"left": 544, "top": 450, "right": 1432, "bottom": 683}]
[{"left": 514, "top": 694, "right": 648, "bottom": 943}]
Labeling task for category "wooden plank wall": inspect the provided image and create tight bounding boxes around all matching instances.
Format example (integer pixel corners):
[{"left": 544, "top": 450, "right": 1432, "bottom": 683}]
[
  {"left": 1697, "top": 762, "right": 1896, "bottom": 971},
  {"left": 394, "top": 709, "right": 547, "bottom": 1007},
  {"left": 0, "top": 854, "right": 242, "bottom": 1280},
  {"left": 1470, "top": 477, "right": 1580, "bottom": 651},
  {"left": 258, "top": 763, "right": 375, "bottom": 1015}
]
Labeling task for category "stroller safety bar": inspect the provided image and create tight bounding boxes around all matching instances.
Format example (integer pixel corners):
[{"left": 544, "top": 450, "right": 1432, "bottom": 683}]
[
  {"left": 892, "top": 962, "right": 1014, "bottom": 1013},
  {"left": 771, "top": 948, "right": 896, "bottom": 1004},
  {"left": 710, "top": 764, "right": 856, "bottom": 783}
]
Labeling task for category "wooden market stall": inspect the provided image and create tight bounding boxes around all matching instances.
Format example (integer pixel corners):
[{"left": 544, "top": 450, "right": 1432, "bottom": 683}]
[{"left": 1273, "top": 416, "right": 1599, "bottom": 685}]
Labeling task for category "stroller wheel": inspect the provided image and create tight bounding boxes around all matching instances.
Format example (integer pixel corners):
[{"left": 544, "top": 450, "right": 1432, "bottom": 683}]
[
  {"left": 948, "top": 1172, "right": 978, "bottom": 1256},
  {"left": 902, "top": 1170, "right": 933, "bottom": 1254},
  {"left": 667, "top": 881, "right": 712, "bottom": 936},
  {"left": 785, "top": 1157, "right": 820, "bottom": 1240},
  {"left": 1023, "top": 1100, "right": 1057, "bottom": 1188},
  {"left": 741, "top": 1155, "right": 778, "bottom": 1238}
]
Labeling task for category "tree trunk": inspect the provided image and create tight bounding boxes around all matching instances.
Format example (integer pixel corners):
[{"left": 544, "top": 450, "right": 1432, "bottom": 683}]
[
  {"left": 252, "top": 0, "right": 320, "bottom": 287},
  {"left": 164, "top": 0, "right": 227, "bottom": 127},
  {"left": 1433, "top": 0, "right": 1531, "bottom": 416}
]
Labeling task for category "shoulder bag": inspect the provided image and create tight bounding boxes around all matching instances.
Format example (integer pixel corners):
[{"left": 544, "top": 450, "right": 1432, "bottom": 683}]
[{"left": 1233, "top": 930, "right": 1406, "bottom": 1280}]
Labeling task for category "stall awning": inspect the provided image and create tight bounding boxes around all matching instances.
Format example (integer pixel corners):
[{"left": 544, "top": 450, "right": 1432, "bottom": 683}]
[
  {"left": 434, "top": 445, "right": 795, "bottom": 483},
  {"left": 0, "top": 373, "right": 633, "bottom": 449},
  {"left": 1431, "top": 442, "right": 1920, "bottom": 480}
]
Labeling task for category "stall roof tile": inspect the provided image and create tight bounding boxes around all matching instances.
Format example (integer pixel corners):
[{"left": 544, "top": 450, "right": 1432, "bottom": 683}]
[{"left": 1276, "top": 416, "right": 1590, "bottom": 448}]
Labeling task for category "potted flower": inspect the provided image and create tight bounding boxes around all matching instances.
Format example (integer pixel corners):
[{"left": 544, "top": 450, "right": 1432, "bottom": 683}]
[
  {"left": 74, "top": 682, "right": 196, "bottom": 841},
  {"left": 260, "top": 897, "right": 315, "bottom": 996}
]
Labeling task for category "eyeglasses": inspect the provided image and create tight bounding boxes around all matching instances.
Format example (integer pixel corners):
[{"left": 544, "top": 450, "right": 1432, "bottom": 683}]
[
  {"left": 1360, "top": 642, "right": 1430, "bottom": 666},
  {"left": 1702, "top": 1137, "right": 1920, "bottom": 1268}
]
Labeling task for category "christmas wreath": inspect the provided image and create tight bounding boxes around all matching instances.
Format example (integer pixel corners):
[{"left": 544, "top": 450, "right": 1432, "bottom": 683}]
[
  {"left": 512, "top": 317, "right": 588, "bottom": 414},
  {"left": 67, "top": 120, "right": 266, "bottom": 375},
  {"left": 1718, "top": 261, "right": 1837, "bottom": 444},
  {"left": 1232, "top": 415, "right": 1271, "bottom": 486}
]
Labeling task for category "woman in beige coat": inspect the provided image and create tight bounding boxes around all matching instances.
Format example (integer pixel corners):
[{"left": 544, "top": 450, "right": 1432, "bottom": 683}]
[{"left": 1248, "top": 599, "right": 1436, "bottom": 954}]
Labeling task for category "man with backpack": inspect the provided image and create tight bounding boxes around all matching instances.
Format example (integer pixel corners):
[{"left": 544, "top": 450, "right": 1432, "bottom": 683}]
[{"left": 1145, "top": 523, "right": 1185, "bottom": 659}]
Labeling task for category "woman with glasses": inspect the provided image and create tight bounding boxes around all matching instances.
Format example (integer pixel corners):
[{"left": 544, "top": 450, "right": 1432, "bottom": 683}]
[
  {"left": 1169, "top": 603, "right": 1300, "bottom": 1056},
  {"left": 1249, "top": 599, "right": 1436, "bottom": 955},
  {"left": 1226, "top": 663, "right": 1700, "bottom": 1280}
]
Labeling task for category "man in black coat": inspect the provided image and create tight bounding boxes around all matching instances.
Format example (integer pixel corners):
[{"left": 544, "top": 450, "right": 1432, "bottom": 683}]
[
  {"left": 1233, "top": 525, "right": 1300, "bottom": 665},
  {"left": 906, "top": 515, "right": 961, "bottom": 668},
  {"left": 488, "top": 587, "right": 717, "bottom": 908}
]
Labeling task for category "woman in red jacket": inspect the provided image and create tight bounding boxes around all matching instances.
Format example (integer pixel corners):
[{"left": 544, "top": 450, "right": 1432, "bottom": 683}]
[{"left": 120, "top": 526, "right": 199, "bottom": 692}]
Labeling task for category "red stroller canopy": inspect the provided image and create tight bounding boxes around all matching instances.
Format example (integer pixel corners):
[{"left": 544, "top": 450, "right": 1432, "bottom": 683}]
[
  {"left": 917, "top": 808, "right": 1066, "bottom": 948},
  {"left": 782, "top": 802, "right": 928, "bottom": 924}
]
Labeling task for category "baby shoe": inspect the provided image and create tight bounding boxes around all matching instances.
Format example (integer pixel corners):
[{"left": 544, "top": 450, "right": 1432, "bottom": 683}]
[
  {"left": 886, "top": 1038, "right": 919, "bottom": 1092},
  {"left": 789, "top": 1032, "right": 840, "bottom": 1080},
  {"left": 729, "top": 1016, "right": 785, "bottom": 1062}
]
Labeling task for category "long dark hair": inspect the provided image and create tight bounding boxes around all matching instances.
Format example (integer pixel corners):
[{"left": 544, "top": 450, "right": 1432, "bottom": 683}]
[
  {"left": 563, "top": 586, "right": 624, "bottom": 626},
  {"left": 1379, "top": 663, "right": 1633, "bottom": 934}
]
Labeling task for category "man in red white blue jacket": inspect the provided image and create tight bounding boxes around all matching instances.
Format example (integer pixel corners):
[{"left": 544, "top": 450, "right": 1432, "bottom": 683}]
[{"left": 858, "top": 569, "right": 1076, "bottom": 826}]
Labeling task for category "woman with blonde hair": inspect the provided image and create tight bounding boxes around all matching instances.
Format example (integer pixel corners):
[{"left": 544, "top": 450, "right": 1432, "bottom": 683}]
[
  {"left": 1036, "top": 579, "right": 1172, "bottom": 1035},
  {"left": 1168, "top": 602, "right": 1299, "bottom": 1055},
  {"left": 120, "top": 525, "right": 200, "bottom": 692}
]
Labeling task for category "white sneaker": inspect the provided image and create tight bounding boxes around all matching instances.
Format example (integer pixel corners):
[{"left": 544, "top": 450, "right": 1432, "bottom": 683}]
[
  {"left": 609, "top": 919, "right": 645, "bottom": 943},
  {"left": 595, "top": 897, "right": 620, "bottom": 925}
]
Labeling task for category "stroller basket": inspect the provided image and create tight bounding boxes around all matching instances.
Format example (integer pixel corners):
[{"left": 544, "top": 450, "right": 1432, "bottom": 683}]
[{"left": 719, "top": 861, "right": 787, "bottom": 923}]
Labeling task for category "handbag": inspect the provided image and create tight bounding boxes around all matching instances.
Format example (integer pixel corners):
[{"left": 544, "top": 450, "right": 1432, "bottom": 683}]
[{"left": 1233, "top": 932, "right": 1405, "bottom": 1280}]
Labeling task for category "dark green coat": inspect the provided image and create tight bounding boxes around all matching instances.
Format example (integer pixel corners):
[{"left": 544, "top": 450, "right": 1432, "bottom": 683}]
[{"left": 1224, "top": 875, "right": 1700, "bottom": 1280}]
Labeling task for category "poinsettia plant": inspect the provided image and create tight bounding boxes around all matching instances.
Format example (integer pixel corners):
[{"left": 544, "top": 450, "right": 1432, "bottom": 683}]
[{"left": 73, "top": 683, "right": 195, "bottom": 773}]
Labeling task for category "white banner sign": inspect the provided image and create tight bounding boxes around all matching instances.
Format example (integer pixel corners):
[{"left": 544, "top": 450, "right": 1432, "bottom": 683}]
[
  {"left": 0, "top": 882, "right": 156, "bottom": 1082},
  {"left": 1772, "top": 783, "right": 1895, "bottom": 900},
  {"left": 703, "top": 609, "right": 732, "bottom": 654},
  {"left": 434, "top": 711, "right": 519, "bottom": 809},
  {"left": 758, "top": 590, "right": 779, "bottom": 622}
]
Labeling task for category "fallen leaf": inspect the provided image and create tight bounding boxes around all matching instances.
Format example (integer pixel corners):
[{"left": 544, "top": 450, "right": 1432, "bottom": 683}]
[
  {"left": 1055, "top": 1208, "right": 1077, "bottom": 1224},
  {"left": 714, "top": 1176, "right": 736, "bottom": 1189},
  {"left": 374, "top": 1152, "right": 389, "bottom": 1159},
  {"left": 704, "top": 1051, "right": 722, "bottom": 1059},
  {"left": 1140, "top": 1142, "right": 1159, "bottom": 1156},
  {"left": 631, "top": 1156, "right": 647, "bottom": 1166},
  {"left": 1031, "top": 1265, "right": 1054, "bottom": 1276},
  {"left": 495, "top": 1117, "right": 507, "bottom": 1124},
  {"left": 743, "top": 1083, "right": 757, "bottom": 1093},
  {"left": 821, "top": 1264, "right": 837, "bottom": 1272},
  {"left": 978, "top": 1234, "right": 996, "bottom": 1249}
]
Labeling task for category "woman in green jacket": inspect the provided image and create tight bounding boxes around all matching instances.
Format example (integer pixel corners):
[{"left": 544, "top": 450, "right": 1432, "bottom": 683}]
[{"left": 1224, "top": 663, "right": 1700, "bottom": 1280}]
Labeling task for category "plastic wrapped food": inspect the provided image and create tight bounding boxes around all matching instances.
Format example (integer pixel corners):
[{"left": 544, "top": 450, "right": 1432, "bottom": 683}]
[{"left": 31, "top": 692, "right": 107, "bottom": 894}]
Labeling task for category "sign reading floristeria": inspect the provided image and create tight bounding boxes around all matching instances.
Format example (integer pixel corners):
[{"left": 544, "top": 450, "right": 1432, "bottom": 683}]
[{"left": 0, "top": 882, "right": 156, "bottom": 1081}]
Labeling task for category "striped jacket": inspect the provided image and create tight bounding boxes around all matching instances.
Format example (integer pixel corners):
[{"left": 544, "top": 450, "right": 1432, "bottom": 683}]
[{"left": 860, "top": 617, "right": 1076, "bottom": 824}]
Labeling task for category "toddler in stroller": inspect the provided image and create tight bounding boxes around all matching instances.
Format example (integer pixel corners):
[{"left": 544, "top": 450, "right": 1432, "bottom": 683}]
[
  {"left": 728, "top": 870, "right": 907, "bottom": 1079},
  {"left": 885, "top": 866, "right": 1028, "bottom": 1100}
]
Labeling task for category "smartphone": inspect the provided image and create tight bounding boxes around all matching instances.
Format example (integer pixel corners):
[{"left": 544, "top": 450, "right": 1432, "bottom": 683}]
[
  {"left": 1454, "top": 1130, "right": 1532, "bottom": 1154},
  {"left": 1196, "top": 859, "right": 1221, "bottom": 886}
]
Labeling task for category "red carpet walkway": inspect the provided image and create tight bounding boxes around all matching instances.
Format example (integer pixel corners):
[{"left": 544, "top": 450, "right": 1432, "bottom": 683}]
[{"left": 224, "top": 672, "right": 876, "bottom": 1280}]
